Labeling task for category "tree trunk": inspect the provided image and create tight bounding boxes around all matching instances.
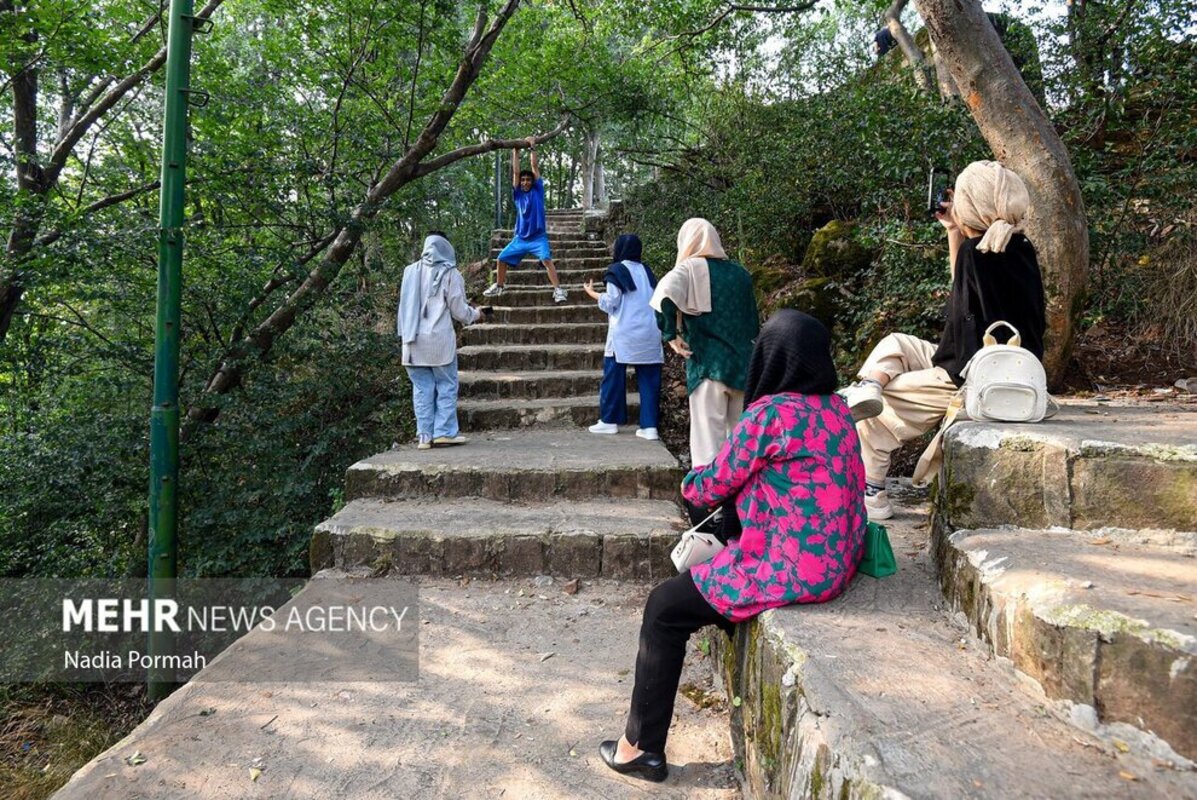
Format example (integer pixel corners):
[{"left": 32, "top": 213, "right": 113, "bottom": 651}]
[
  {"left": 918, "top": 0, "right": 1088, "bottom": 387},
  {"left": 593, "top": 142, "right": 606, "bottom": 207},
  {"left": 579, "top": 130, "right": 599, "bottom": 210},
  {"left": 885, "top": 0, "right": 932, "bottom": 93}
]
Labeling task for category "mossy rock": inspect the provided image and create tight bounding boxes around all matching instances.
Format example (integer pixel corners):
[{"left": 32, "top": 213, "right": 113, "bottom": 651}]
[
  {"left": 773, "top": 276, "right": 839, "bottom": 327},
  {"left": 749, "top": 256, "right": 797, "bottom": 304},
  {"left": 800, "top": 220, "right": 872, "bottom": 280}
]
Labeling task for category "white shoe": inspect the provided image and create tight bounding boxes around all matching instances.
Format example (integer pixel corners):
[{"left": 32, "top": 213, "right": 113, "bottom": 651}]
[
  {"left": 482, "top": 282, "right": 504, "bottom": 298},
  {"left": 588, "top": 421, "right": 618, "bottom": 434},
  {"left": 865, "top": 491, "right": 894, "bottom": 521},
  {"left": 416, "top": 437, "right": 432, "bottom": 451},
  {"left": 552, "top": 286, "right": 568, "bottom": 304},
  {"left": 840, "top": 381, "right": 884, "bottom": 422},
  {"left": 635, "top": 427, "right": 659, "bottom": 440},
  {"left": 432, "top": 435, "right": 468, "bottom": 446}
]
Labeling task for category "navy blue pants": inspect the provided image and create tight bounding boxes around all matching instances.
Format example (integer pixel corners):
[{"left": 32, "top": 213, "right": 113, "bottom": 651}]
[{"left": 599, "top": 357, "right": 661, "bottom": 428}]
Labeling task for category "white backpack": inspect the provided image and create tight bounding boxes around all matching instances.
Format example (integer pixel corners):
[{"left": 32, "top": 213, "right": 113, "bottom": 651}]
[
  {"left": 912, "top": 320, "right": 1053, "bottom": 486},
  {"left": 959, "top": 321, "right": 1049, "bottom": 422}
]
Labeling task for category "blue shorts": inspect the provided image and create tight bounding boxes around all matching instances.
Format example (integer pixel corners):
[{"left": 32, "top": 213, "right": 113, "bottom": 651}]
[{"left": 497, "top": 232, "right": 552, "bottom": 264}]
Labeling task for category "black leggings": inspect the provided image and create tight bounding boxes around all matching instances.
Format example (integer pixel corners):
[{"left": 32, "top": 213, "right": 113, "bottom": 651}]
[{"left": 624, "top": 571, "right": 735, "bottom": 753}]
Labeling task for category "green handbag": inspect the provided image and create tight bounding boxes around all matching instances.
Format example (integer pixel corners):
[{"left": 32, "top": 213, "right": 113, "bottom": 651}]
[{"left": 858, "top": 521, "right": 897, "bottom": 578}]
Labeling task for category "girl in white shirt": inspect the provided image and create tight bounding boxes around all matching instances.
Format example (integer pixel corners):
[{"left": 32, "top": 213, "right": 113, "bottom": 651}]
[{"left": 584, "top": 234, "right": 664, "bottom": 440}]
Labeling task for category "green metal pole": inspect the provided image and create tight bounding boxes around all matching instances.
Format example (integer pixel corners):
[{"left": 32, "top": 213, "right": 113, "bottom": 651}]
[{"left": 147, "top": 0, "right": 195, "bottom": 701}]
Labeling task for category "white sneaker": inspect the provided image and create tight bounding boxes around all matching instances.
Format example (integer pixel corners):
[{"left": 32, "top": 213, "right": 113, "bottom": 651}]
[
  {"left": 865, "top": 491, "right": 894, "bottom": 521},
  {"left": 416, "top": 436, "right": 432, "bottom": 451},
  {"left": 840, "top": 381, "right": 884, "bottom": 422},
  {"left": 635, "top": 427, "right": 659, "bottom": 440},
  {"left": 588, "top": 421, "right": 618, "bottom": 434},
  {"left": 482, "top": 282, "right": 504, "bottom": 298},
  {"left": 552, "top": 286, "right": 568, "bottom": 304},
  {"left": 432, "top": 435, "right": 468, "bottom": 446}
]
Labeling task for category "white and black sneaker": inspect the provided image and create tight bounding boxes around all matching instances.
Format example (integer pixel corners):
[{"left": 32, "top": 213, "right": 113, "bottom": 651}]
[
  {"left": 552, "top": 286, "right": 568, "bottom": 304},
  {"left": 839, "top": 381, "right": 884, "bottom": 422},
  {"left": 482, "top": 282, "right": 505, "bottom": 298}
]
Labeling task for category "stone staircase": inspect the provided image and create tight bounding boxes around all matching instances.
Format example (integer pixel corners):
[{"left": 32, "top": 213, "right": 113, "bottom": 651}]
[{"left": 312, "top": 208, "right": 685, "bottom": 580}]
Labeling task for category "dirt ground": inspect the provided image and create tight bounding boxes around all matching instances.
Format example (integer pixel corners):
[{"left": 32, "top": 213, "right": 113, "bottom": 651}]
[{"left": 52, "top": 577, "right": 740, "bottom": 800}]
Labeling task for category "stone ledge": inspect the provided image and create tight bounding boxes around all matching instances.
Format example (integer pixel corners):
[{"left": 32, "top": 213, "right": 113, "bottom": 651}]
[
  {"left": 937, "top": 527, "right": 1197, "bottom": 761},
  {"left": 311, "top": 497, "right": 682, "bottom": 579},
  {"left": 709, "top": 517, "right": 1197, "bottom": 798},
  {"left": 935, "top": 404, "right": 1197, "bottom": 538}
]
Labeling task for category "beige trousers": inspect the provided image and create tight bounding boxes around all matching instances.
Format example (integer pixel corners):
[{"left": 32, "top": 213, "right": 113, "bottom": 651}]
[
  {"left": 857, "top": 333, "right": 958, "bottom": 484},
  {"left": 689, "top": 379, "right": 744, "bottom": 467}
]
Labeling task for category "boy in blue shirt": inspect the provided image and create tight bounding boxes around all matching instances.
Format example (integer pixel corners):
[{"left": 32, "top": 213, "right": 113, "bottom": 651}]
[{"left": 483, "top": 138, "right": 567, "bottom": 303}]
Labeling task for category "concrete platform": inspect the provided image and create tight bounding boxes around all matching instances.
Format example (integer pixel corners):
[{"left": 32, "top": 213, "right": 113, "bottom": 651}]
[
  {"left": 52, "top": 577, "right": 738, "bottom": 800},
  {"left": 344, "top": 429, "right": 680, "bottom": 502},
  {"left": 712, "top": 497, "right": 1197, "bottom": 799},
  {"left": 312, "top": 497, "right": 683, "bottom": 579},
  {"left": 939, "top": 527, "right": 1197, "bottom": 761},
  {"left": 936, "top": 403, "right": 1197, "bottom": 537}
]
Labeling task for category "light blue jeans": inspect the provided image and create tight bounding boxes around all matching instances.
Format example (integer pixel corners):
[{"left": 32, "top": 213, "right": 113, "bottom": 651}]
[{"left": 405, "top": 359, "right": 460, "bottom": 440}]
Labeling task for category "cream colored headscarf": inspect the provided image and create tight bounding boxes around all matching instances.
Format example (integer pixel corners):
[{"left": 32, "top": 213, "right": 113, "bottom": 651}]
[
  {"left": 951, "top": 160, "right": 1031, "bottom": 254},
  {"left": 649, "top": 218, "right": 728, "bottom": 315}
]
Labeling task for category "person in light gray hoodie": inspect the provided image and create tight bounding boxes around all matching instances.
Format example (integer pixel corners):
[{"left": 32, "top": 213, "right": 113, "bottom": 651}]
[{"left": 397, "top": 233, "right": 490, "bottom": 449}]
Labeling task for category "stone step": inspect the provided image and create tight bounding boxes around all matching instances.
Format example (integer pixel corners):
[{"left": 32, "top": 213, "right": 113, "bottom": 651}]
[
  {"left": 491, "top": 226, "right": 583, "bottom": 236},
  {"left": 935, "top": 403, "right": 1197, "bottom": 538},
  {"left": 713, "top": 504, "right": 1197, "bottom": 799},
  {"left": 490, "top": 251, "right": 612, "bottom": 264},
  {"left": 470, "top": 286, "right": 603, "bottom": 307},
  {"left": 938, "top": 527, "right": 1197, "bottom": 762},
  {"left": 489, "top": 232, "right": 596, "bottom": 245},
  {"left": 459, "top": 369, "right": 604, "bottom": 400},
  {"left": 311, "top": 497, "right": 682, "bottom": 579},
  {"left": 344, "top": 428, "right": 678, "bottom": 502},
  {"left": 458, "top": 394, "right": 639, "bottom": 431},
  {"left": 490, "top": 256, "right": 612, "bottom": 268},
  {"left": 460, "top": 322, "right": 606, "bottom": 346},
  {"left": 504, "top": 268, "right": 605, "bottom": 286},
  {"left": 458, "top": 344, "right": 606, "bottom": 372},
  {"left": 486, "top": 304, "right": 604, "bottom": 325}
]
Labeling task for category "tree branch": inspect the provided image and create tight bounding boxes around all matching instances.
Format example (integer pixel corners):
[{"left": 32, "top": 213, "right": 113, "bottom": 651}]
[{"left": 411, "top": 116, "right": 570, "bottom": 179}]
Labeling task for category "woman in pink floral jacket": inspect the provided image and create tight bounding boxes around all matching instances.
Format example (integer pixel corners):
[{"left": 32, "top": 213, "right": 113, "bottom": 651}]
[{"left": 600, "top": 310, "right": 867, "bottom": 783}]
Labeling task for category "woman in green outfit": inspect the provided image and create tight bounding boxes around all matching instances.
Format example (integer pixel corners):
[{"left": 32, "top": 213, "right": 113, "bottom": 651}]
[{"left": 650, "top": 218, "right": 759, "bottom": 469}]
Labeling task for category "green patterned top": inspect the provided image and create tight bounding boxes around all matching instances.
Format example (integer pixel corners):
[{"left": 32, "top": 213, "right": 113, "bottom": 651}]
[{"left": 659, "top": 258, "right": 759, "bottom": 393}]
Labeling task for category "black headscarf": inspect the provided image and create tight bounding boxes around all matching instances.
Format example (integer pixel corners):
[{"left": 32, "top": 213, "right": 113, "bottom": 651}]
[
  {"left": 602, "top": 234, "right": 657, "bottom": 293},
  {"left": 744, "top": 310, "right": 838, "bottom": 405}
]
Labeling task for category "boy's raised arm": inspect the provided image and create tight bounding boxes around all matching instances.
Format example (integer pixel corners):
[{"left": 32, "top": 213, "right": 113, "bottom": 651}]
[{"left": 527, "top": 136, "right": 540, "bottom": 179}]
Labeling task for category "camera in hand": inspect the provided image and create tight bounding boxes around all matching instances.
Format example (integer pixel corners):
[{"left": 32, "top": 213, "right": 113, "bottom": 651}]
[
  {"left": 926, "top": 167, "right": 952, "bottom": 217},
  {"left": 479, "top": 305, "right": 494, "bottom": 316}
]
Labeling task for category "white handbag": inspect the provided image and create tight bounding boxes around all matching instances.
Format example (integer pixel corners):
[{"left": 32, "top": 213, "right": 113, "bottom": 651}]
[
  {"left": 670, "top": 509, "right": 726, "bottom": 572},
  {"left": 960, "top": 321, "right": 1050, "bottom": 422}
]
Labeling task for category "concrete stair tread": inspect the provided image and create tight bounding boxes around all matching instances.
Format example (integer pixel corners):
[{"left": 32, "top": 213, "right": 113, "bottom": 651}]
[
  {"left": 319, "top": 496, "right": 683, "bottom": 539},
  {"left": 718, "top": 509, "right": 1197, "bottom": 798},
  {"left": 941, "top": 527, "right": 1196, "bottom": 761},
  {"left": 355, "top": 429, "right": 669, "bottom": 472},
  {"left": 457, "top": 392, "right": 637, "bottom": 412},
  {"left": 459, "top": 368, "right": 601, "bottom": 383},
  {"left": 459, "top": 343, "right": 605, "bottom": 353}
]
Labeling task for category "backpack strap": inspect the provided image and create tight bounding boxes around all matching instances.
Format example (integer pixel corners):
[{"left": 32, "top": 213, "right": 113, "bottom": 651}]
[{"left": 911, "top": 389, "right": 966, "bottom": 487}]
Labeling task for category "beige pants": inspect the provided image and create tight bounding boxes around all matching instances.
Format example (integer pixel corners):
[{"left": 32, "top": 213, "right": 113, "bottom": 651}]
[
  {"left": 857, "top": 333, "right": 957, "bottom": 484},
  {"left": 689, "top": 379, "right": 744, "bottom": 467}
]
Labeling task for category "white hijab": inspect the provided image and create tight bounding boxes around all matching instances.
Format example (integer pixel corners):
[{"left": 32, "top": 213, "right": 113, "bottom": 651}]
[{"left": 649, "top": 218, "right": 728, "bottom": 315}]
